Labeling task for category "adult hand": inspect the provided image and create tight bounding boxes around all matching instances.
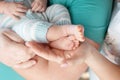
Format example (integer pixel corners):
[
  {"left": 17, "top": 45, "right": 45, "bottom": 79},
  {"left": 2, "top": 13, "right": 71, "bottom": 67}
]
[
  {"left": 26, "top": 41, "right": 69, "bottom": 64},
  {"left": 26, "top": 41, "right": 96, "bottom": 66},
  {"left": 1, "top": 1, "right": 28, "bottom": 20},
  {"left": 0, "top": 29, "right": 36, "bottom": 68},
  {"left": 64, "top": 41, "right": 95, "bottom": 65},
  {"left": 31, "top": 0, "right": 47, "bottom": 12}
]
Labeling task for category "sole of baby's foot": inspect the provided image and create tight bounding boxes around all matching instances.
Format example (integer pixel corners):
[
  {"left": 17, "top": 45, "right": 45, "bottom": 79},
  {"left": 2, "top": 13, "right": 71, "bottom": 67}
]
[
  {"left": 50, "top": 36, "right": 79, "bottom": 50},
  {"left": 63, "top": 25, "right": 85, "bottom": 42},
  {"left": 68, "top": 35, "right": 80, "bottom": 50}
]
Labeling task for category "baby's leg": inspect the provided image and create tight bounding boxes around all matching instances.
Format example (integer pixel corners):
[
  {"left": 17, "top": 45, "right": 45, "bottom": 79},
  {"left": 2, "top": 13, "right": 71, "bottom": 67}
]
[
  {"left": 0, "top": 14, "right": 18, "bottom": 28},
  {"left": 12, "top": 10, "right": 52, "bottom": 43},
  {"left": 46, "top": 4, "right": 85, "bottom": 50},
  {"left": 46, "top": 4, "right": 71, "bottom": 25}
]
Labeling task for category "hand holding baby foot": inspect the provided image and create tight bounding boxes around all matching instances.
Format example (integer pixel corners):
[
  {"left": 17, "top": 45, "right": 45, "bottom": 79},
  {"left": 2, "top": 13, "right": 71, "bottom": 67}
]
[
  {"left": 47, "top": 25, "right": 85, "bottom": 50},
  {"left": 31, "top": 0, "right": 47, "bottom": 12},
  {"left": 25, "top": 41, "right": 90, "bottom": 67},
  {"left": 0, "top": 1, "right": 28, "bottom": 20},
  {"left": 26, "top": 41, "right": 66, "bottom": 64},
  {"left": 64, "top": 41, "right": 94, "bottom": 66}
]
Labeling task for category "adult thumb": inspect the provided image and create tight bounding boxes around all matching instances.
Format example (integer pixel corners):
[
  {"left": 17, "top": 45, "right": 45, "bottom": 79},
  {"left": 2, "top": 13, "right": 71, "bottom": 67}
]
[{"left": 2, "top": 29, "right": 24, "bottom": 43}]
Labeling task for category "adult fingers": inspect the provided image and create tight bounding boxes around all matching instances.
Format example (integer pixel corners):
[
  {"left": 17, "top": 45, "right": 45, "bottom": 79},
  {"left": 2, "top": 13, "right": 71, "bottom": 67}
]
[
  {"left": 35, "top": 5, "right": 42, "bottom": 12},
  {"left": 26, "top": 41, "right": 48, "bottom": 57},
  {"left": 32, "top": 2, "right": 40, "bottom": 12},
  {"left": 16, "top": 3, "right": 28, "bottom": 10},
  {"left": 0, "top": 34, "right": 9, "bottom": 46},
  {"left": 14, "top": 11, "right": 26, "bottom": 18},
  {"left": 41, "top": 7, "right": 45, "bottom": 12},
  {"left": 13, "top": 45, "right": 36, "bottom": 63},
  {"left": 31, "top": 1, "right": 35, "bottom": 7},
  {"left": 17, "top": 7, "right": 28, "bottom": 13},
  {"left": 10, "top": 14, "right": 20, "bottom": 20},
  {"left": 51, "top": 49, "right": 65, "bottom": 63},
  {"left": 13, "top": 60, "right": 36, "bottom": 69},
  {"left": 2, "top": 29, "right": 24, "bottom": 43},
  {"left": 26, "top": 41, "right": 64, "bottom": 63}
]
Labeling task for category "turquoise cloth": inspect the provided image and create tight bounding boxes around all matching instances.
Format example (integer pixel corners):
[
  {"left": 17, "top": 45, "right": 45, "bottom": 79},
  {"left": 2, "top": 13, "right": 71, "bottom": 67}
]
[
  {"left": 49, "top": 0, "right": 113, "bottom": 44},
  {"left": 0, "top": 63, "right": 24, "bottom": 80},
  {"left": 0, "top": 0, "right": 113, "bottom": 80}
]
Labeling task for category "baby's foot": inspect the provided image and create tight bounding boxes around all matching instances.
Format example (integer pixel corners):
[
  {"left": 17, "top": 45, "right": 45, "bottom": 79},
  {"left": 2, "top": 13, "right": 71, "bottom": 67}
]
[
  {"left": 50, "top": 36, "right": 79, "bottom": 50},
  {"left": 47, "top": 24, "right": 85, "bottom": 42},
  {"left": 63, "top": 25, "right": 85, "bottom": 42}
]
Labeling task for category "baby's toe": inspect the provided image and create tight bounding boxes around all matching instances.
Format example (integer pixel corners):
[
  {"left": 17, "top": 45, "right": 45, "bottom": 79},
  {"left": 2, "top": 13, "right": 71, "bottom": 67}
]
[
  {"left": 75, "top": 26, "right": 85, "bottom": 42},
  {"left": 67, "top": 41, "right": 75, "bottom": 50}
]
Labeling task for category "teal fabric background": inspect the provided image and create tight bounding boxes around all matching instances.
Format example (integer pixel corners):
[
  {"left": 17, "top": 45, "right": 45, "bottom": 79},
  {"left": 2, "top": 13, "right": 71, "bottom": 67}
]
[
  {"left": 0, "top": 0, "right": 113, "bottom": 80},
  {"left": 49, "top": 0, "right": 113, "bottom": 44},
  {"left": 0, "top": 63, "right": 24, "bottom": 80}
]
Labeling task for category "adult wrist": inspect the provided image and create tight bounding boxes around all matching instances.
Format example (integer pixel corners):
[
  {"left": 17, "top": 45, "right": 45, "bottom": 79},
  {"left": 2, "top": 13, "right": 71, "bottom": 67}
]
[
  {"left": 83, "top": 41, "right": 96, "bottom": 64},
  {"left": 85, "top": 37, "right": 100, "bottom": 50},
  {"left": 84, "top": 45, "right": 98, "bottom": 65}
]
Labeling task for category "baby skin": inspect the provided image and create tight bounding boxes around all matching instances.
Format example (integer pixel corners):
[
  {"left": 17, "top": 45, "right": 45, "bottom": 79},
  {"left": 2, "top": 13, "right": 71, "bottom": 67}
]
[
  {"left": 0, "top": 0, "right": 47, "bottom": 19},
  {"left": 46, "top": 24, "right": 85, "bottom": 50}
]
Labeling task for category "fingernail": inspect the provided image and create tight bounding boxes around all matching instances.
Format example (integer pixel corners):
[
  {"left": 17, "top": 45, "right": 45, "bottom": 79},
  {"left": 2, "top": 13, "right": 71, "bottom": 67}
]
[{"left": 66, "top": 54, "right": 71, "bottom": 58}]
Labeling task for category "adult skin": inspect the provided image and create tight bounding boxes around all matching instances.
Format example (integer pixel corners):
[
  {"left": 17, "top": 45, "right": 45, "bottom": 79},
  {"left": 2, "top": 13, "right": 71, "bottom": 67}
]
[
  {"left": 0, "top": 29, "right": 88, "bottom": 80},
  {"left": 15, "top": 41, "right": 93, "bottom": 80},
  {"left": 0, "top": 0, "right": 113, "bottom": 79},
  {"left": 26, "top": 41, "right": 120, "bottom": 80},
  {"left": 0, "top": 29, "right": 36, "bottom": 68},
  {"left": 65, "top": 41, "right": 120, "bottom": 80}
]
